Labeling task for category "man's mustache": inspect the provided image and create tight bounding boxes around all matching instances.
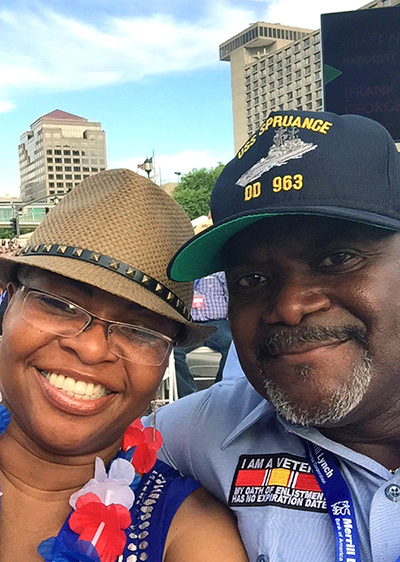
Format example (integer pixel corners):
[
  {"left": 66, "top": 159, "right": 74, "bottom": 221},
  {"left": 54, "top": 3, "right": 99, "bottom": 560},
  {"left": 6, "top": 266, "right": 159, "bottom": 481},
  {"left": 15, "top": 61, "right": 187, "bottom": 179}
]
[{"left": 255, "top": 325, "right": 367, "bottom": 361}]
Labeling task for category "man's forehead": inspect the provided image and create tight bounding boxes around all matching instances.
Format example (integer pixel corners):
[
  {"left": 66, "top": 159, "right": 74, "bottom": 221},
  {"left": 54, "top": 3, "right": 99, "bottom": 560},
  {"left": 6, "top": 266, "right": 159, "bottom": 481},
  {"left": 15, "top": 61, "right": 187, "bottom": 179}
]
[{"left": 224, "top": 215, "right": 396, "bottom": 262}]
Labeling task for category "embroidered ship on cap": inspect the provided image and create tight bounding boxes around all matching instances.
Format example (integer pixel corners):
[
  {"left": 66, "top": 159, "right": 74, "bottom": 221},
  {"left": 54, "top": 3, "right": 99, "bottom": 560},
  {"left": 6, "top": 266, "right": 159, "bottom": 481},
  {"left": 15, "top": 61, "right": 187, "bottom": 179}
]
[{"left": 236, "top": 127, "right": 317, "bottom": 187}]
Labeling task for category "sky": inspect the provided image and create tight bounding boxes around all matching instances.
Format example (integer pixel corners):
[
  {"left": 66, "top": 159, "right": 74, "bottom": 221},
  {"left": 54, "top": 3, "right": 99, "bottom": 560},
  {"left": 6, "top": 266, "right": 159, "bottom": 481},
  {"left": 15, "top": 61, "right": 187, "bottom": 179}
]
[{"left": 0, "top": 0, "right": 367, "bottom": 196}]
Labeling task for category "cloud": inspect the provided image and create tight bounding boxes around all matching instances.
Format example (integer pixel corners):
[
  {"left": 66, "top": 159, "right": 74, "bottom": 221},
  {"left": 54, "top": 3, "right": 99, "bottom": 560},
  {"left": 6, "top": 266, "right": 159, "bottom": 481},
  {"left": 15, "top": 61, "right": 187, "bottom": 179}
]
[
  {"left": 265, "top": 0, "right": 368, "bottom": 30},
  {"left": 0, "top": 100, "right": 15, "bottom": 113},
  {"left": 0, "top": 1, "right": 254, "bottom": 99},
  {"left": 111, "top": 149, "right": 232, "bottom": 185},
  {"left": 0, "top": 0, "right": 370, "bottom": 104}
]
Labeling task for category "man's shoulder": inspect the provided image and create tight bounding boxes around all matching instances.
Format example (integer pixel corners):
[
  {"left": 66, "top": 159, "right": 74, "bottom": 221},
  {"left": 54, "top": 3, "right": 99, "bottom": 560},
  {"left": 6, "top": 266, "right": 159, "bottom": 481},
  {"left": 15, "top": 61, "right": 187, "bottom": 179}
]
[{"left": 156, "top": 377, "right": 270, "bottom": 432}]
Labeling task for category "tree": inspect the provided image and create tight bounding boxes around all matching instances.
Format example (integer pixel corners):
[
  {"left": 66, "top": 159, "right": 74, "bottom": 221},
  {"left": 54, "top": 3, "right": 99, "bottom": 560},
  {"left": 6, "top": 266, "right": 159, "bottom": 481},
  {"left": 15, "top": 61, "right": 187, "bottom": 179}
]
[{"left": 172, "top": 163, "right": 225, "bottom": 220}]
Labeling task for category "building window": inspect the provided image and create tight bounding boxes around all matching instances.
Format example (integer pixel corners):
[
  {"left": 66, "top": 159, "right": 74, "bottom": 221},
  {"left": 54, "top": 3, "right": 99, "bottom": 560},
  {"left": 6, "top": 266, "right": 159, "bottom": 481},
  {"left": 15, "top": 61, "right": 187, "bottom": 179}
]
[
  {"left": 55, "top": 158, "right": 62, "bottom": 163},
  {"left": 48, "top": 174, "right": 54, "bottom": 180},
  {"left": 54, "top": 149, "right": 61, "bottom": 155},
  {"left": 47, "top": 158, "right": 53, "bottom": 163},
  {"left": 74, "top": 175, "right": 81, "bottom": 180},
  {"left": 74, "top": 166, "right": 81, "bottom": 172},
  {"left": 66, "top": 174, "right": 72, "bottom": 180},
  {"left": 63, "top": 149, "right": 71, "bottom": 155},
  {"left": 49, "top": 182, "right": 54, "bottom": 188},
  {"left": 64, "top": 158, "right": 71, "bottom": 163},
  {"left": 65, "top": 166, "right": 72, "bottom": 172},
  {"left": 73, "top": 150, "right": 79, "bottom": 155},
  {"left": 46, "top": 150, "right": 52, "bottom": 155},
  {"left": 48, "top": 166, "right": 53, "bottom": 171}
]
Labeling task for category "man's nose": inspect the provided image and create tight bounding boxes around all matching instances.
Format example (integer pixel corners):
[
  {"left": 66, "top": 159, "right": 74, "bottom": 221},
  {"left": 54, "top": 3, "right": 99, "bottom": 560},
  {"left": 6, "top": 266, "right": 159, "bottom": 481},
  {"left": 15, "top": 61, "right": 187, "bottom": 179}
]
[
  {"left": 262, "top": 274, "right": 331, "bottom": 326},
  {"left": 58, "top": 321, "right": 118, "bottom": 364}
]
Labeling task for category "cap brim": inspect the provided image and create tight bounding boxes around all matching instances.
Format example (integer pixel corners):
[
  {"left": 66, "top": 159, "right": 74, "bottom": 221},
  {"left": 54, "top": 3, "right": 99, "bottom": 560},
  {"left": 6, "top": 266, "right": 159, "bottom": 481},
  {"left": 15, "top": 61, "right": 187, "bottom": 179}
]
[{"left": 168, "top": 206, "right": 400, "bottom": 282}]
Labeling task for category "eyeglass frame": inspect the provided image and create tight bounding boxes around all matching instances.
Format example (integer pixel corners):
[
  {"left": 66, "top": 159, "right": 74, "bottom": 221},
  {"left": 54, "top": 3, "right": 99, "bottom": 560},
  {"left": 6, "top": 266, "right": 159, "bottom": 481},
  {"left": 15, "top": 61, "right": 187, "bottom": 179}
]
[{"left": 17, "top": 284, "right": 177, "bottom": 365}]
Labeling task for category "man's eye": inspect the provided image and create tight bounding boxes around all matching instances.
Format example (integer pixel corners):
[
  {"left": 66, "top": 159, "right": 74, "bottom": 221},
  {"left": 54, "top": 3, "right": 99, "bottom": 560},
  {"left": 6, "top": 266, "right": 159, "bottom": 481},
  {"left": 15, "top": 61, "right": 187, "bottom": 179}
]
[
  {"left": 317, "top": 252, "right": 362, "bottom": 270},
  {"left": 237, "top": 273, "right": 267, "bottom": 289}
]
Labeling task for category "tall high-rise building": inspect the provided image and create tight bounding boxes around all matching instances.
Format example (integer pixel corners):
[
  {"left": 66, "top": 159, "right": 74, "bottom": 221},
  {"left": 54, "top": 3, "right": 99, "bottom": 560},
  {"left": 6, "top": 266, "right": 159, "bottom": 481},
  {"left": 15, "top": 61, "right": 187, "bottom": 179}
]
[
  {"left": 220, "top": 0, "right": 400, "bottom": 151},
  {"left": 18, "top": 110, "right": 107, "bottom": 203}
]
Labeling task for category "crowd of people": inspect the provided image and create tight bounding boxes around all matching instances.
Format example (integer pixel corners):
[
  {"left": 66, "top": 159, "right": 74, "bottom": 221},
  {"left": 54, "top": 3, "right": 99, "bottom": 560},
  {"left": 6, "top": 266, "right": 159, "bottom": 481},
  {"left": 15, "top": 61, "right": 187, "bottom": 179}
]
[
  {"left": 0, "top": 108, "right": 399, "bottom": 561},
  {"left": 0, "top": 239, "right": 22, "bottom": 255}
]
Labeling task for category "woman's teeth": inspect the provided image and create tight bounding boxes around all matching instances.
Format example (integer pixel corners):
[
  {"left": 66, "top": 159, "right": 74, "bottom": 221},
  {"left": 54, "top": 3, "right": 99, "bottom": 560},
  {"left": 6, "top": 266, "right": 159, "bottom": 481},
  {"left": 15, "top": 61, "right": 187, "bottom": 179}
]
[{"left": 41, "top": 371, "right": 110, "bottom": 400}]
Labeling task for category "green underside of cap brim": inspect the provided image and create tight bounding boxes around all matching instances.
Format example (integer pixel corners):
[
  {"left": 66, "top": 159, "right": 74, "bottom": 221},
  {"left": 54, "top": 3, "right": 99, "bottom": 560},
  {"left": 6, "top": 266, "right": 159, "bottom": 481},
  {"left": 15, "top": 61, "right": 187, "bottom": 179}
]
[
  {"left": 168, "top": 213, "right": 278, "bottom": 281},
  {"left": 168, "top": 208, "right": 398, "bottom": 282}
]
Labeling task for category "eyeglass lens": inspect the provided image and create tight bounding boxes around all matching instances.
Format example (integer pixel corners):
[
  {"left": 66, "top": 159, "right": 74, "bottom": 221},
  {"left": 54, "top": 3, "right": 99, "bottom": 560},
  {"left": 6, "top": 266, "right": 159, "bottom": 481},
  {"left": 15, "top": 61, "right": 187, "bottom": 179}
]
[{"left": 22, "top": 290, "right": 171, "bottom": 365}]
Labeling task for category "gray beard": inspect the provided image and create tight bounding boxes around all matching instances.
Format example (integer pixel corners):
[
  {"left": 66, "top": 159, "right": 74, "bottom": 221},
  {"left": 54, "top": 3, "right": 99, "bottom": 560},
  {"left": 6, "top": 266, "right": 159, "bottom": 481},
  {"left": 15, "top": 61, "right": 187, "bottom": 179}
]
[{"left": 262, "top": 351, "right": 372, "bottom": 426}]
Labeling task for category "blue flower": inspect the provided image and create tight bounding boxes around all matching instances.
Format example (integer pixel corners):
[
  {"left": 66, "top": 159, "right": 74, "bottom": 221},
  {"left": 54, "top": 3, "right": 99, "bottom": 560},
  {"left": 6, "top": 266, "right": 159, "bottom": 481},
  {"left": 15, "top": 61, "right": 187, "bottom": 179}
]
[{"left": 38, "top": 535, "right": 101, "bottom": 562}]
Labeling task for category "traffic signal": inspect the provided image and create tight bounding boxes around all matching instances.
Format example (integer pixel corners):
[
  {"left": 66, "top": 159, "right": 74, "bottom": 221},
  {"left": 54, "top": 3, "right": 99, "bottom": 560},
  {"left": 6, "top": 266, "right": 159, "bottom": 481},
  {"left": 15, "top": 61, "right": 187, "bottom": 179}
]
[{"left": 10, "top": 218, "right": 17, "bottom": 234}]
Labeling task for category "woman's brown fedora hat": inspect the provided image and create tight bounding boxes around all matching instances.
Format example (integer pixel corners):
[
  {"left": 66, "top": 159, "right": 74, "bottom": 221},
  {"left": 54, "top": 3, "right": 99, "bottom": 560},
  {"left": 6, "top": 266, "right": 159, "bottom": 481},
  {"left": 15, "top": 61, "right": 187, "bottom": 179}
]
[{"left": 0, "top": 169, "right": 214, "bottom": 346}]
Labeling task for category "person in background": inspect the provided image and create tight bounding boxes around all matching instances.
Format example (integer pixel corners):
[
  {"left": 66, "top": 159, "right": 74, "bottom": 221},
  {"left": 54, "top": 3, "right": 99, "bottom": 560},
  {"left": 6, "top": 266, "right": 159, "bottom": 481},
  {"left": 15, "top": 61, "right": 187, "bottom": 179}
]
[
  {"left": 0, "top": 169, "right": 247, "bottom": 562},
  {"left": 148, "top": 109, "right": 400, "bottom": 561},
  {"left": 174, "top": 271, "right": 231, "bottom": 397}
]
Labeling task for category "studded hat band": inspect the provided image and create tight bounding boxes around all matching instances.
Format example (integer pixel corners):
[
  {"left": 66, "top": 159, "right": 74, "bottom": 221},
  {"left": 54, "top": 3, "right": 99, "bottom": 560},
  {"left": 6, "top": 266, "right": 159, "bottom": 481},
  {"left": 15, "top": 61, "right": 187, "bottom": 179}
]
[{"left": 15, "top": 243, "right": 191, "bottom": 321}]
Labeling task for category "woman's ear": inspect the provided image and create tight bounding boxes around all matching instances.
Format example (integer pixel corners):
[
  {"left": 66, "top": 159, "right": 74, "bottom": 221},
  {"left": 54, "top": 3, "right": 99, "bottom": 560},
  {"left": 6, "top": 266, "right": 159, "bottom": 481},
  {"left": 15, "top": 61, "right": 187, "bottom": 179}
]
[{"left": 6, "top": 282, "right": 18, "bottom": 300}]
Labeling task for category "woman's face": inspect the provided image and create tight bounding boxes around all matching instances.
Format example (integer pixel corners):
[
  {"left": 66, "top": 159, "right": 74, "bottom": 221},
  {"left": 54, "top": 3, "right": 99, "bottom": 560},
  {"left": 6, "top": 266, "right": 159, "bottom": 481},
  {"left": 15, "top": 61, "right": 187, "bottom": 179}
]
[{"left": 0, "top": 268, "right": 179, "bottom": 456}]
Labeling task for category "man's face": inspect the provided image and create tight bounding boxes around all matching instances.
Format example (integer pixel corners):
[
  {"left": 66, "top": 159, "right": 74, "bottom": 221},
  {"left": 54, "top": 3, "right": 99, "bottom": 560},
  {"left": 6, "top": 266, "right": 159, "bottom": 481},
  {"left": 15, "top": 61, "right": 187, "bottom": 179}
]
[
  {"left": 0, "top": 269, "right": 179, "bottom": 455},
  {"left": 225, "top": 216, "right": 400, "bottom": 427}
]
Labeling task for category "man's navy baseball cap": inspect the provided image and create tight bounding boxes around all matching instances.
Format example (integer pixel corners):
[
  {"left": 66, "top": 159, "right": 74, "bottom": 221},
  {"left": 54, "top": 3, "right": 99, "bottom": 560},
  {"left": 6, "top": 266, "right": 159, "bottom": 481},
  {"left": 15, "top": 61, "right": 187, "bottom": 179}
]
[{"left": 168, "top": 109, "right": 400, "bottom": 282}]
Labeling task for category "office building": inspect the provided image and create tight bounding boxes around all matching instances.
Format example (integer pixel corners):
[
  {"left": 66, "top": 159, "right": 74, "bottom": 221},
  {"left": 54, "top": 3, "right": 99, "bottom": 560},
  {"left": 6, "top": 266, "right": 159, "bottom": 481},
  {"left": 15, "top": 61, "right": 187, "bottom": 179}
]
[
  {"left": 18, "top": 110, "right": 107, "bottom": 203},
  {"left": 220, "top": 0, "right": 400, "bottom": 151}
]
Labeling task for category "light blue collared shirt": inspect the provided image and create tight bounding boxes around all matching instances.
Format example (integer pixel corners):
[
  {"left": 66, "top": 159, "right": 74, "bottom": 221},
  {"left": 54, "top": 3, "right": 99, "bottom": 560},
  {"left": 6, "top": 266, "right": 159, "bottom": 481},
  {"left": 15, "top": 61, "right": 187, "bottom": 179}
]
[{"left": 147, "top": 378, "right": 400, "bottom": 562}]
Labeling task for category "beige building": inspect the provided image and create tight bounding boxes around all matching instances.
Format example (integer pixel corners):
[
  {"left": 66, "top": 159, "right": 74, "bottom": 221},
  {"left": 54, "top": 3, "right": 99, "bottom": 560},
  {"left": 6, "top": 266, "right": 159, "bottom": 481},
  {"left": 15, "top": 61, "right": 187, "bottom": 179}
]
[
  {"left": 220, "top": 0, "right": 400, "bottom": 151},
  {"left": 18, "top": 110, "right": 107, "bottom": 203}
]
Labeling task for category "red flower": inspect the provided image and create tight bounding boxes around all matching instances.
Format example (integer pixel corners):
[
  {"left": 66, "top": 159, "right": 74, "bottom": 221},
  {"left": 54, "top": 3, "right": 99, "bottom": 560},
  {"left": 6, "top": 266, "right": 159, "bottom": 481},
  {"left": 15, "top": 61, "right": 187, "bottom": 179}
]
[
  {"left": 69, "top": 493, "right": 131, "bottom": 562},
  {"left": 122, "top": 419, "right": 163, "bottom": 474}
]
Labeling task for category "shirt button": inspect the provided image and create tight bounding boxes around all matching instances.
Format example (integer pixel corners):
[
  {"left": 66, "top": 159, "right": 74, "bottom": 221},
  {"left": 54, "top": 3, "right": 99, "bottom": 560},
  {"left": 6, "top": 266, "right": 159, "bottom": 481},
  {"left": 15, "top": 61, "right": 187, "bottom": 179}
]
[
  {"left": 256, "top": 556, "right": 269, "bottom": 562},
  {"left": 385, "top": 484, "right": 400, "bottom": 502}
]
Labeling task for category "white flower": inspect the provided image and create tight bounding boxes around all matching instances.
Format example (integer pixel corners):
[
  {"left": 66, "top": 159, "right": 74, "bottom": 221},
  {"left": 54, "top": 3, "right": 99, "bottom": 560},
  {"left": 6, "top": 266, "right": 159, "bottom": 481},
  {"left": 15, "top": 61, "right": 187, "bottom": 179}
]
[{"left": 69, "top": 457, "right": 136, "bottom": 510}]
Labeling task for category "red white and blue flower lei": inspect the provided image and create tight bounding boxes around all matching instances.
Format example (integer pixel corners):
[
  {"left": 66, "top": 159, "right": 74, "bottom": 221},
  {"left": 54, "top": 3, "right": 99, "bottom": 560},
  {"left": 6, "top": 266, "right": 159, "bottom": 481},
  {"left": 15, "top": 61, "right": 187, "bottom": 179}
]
[{"left": 0, "top": 403, "right": 162, "bottom": 562}]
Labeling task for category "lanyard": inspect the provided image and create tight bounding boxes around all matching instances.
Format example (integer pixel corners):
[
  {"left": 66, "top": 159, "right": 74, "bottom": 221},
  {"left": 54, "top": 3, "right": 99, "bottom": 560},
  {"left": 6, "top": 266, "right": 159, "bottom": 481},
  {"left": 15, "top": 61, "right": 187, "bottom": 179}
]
[{"left": 302, "top": 439, "right": 362, "bottom": 562}]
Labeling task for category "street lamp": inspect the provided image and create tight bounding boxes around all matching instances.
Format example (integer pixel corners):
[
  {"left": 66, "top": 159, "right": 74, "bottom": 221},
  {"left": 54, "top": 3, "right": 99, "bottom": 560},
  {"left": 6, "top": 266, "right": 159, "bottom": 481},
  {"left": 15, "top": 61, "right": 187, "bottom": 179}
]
[
  {"left": 174, "top": 172, "right": 182, "bottom": 183},
  {"left": 143, "top": 159, "right": 153, "bottom": 178}
]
